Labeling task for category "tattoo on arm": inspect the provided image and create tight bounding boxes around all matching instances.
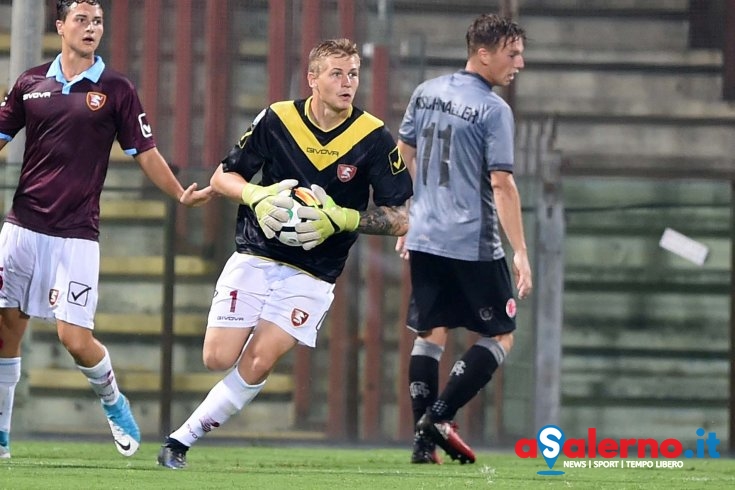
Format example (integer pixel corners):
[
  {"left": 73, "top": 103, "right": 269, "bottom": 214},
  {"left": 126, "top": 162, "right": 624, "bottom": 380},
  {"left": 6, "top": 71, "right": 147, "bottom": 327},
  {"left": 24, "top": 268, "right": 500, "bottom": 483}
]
[{"left": 357, "top": 204, "right": 409, "bottom": 236}]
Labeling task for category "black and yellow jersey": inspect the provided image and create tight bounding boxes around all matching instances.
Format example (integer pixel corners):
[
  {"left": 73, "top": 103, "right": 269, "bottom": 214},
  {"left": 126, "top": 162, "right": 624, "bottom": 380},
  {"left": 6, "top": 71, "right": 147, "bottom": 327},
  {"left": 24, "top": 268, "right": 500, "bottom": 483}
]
[{"left": 221, "top": 98, "right": 413, "bottom": 283}]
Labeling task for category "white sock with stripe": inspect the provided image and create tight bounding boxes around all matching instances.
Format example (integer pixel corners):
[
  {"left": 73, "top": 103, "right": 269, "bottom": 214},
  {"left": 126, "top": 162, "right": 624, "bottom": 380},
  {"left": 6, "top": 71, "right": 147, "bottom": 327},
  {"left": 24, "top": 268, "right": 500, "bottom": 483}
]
[{"left": 170, "top": 369, "right": 265, "bottom": 447}]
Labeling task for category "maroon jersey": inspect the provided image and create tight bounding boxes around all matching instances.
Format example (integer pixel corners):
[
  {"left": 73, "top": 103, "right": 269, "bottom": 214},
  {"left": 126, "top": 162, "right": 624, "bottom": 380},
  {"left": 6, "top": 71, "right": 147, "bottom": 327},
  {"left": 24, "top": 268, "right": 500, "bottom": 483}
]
[{"left": 0, "top": 55, "right": 156, "bottom": 240}]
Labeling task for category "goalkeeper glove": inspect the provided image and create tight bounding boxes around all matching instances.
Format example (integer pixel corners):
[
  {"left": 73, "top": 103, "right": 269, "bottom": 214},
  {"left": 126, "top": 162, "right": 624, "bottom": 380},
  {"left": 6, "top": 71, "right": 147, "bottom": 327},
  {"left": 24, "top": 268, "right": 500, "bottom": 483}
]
[
  {"left": 295, "top": 184, "right": 360, "bottom": 250},
  {"left": 241, "top": 178, "right": 298, "bottom": 239}
]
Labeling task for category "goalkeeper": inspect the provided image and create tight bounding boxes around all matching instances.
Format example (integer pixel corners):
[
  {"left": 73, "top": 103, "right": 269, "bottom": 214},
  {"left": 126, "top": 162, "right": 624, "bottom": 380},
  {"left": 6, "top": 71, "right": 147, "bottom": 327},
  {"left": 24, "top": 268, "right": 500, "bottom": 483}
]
[{"left": 158, "top": 38, "right": 412, "bottom": 469}]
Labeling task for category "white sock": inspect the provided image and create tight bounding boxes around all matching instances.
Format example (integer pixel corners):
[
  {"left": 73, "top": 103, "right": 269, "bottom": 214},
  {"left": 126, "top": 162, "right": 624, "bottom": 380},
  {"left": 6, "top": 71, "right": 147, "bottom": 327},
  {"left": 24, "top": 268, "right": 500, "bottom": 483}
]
[
  {"left": 170, "top": 369, "right": 265, "bottom": 447},
  {"left": 76, "top": 347, "right": 120, "bottom": 406},
  {"left": 0, "top": 358, "right": 21, "bottom": 435}
]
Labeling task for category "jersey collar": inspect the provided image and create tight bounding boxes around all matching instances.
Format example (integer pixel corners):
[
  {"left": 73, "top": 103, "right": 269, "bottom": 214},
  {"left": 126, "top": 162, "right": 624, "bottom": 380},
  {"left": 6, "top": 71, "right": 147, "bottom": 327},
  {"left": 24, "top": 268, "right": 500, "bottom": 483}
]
[
  {"left": 304, "top": 96, "right": 354, "bottom": 130},
  {"left": 458, "top": 69, "right": 494, "bottom": 90},
  {"left": 46, "top": 54, "right": 106, "bottom": 94}
]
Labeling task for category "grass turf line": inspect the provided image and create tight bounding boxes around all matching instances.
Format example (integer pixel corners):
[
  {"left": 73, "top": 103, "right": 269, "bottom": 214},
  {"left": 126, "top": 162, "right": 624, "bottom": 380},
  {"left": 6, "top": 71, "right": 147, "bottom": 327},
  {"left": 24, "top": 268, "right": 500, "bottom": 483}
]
[{"left": 1, "top": 441, "right": 733, "bottom": 489}]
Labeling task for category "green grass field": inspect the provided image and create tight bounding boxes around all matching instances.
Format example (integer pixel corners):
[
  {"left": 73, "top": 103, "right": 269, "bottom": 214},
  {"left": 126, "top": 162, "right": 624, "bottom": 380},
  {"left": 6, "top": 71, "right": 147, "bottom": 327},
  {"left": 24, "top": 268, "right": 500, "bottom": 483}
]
[{"left": 1, "top": 440, "right": 733, "bottom": 489}]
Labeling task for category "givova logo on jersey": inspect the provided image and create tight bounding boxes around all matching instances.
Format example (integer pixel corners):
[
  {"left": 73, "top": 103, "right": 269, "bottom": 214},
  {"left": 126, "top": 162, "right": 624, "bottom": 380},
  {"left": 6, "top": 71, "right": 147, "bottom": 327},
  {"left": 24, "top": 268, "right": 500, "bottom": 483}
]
[{"left": 23, "top": 91, "right": 51, "bottom": 101}]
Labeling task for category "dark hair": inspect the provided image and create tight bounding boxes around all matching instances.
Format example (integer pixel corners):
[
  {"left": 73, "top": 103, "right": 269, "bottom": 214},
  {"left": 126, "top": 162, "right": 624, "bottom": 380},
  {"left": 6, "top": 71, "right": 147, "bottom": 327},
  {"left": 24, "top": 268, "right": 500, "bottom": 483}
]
[
  {"left": 466, "top": 13, "right": 526, "bottom": 55},
  {"left": 308, "top": 38, "right": 360, "bottom": 75},
  {"left": 56, "top": 0, "right": 101, "bottom": 21}
]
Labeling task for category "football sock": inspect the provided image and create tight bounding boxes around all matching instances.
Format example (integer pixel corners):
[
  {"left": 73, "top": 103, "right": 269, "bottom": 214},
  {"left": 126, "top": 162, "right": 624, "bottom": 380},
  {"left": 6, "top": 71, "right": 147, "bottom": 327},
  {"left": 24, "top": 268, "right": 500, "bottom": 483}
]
[
  {"left": 170, "top": 369, "right": 265, "bottom": 447},
  {"left": 430, "top": 337, "right": 506, "bottom": 421},
  {"left": 76, "top": 347, "right": 120, "bottom": 406},
  {"left": 409, "top": 338, "right": 443, "bottom": 426},
  {"left": 0, "top": 357, "right": 21, "bottom": 437}
]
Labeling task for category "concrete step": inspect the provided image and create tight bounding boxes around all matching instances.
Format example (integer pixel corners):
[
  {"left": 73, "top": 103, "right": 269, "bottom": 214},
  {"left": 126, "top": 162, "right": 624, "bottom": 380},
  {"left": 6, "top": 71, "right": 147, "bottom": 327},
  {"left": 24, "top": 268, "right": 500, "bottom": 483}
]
[
  {"left": 98, "top": 199, "right": 168, "bottom": 255},
  {"left": 28, "top": 368, "right": 293, "bottom": 395},
  {"left": 32, "top": 312, "right": 206, "bottom": 337},
  {"left": 392, "top": 0, "right": 688, "bottom": 15},
  {"left": 565, "top": 235, "right": 730, "bottom": 270},
  {"left": 548, "top": 119, "right": 735, "bottom": 161},
  {"left": 563, "top": 327, "right": 728, "bottom": 352},
  {"left": 565, "top": 265, "right": 729, "bottom": 294},
  {"left": 523, "top": 46, "right": 722, "bottom": 67},
  {"left": 521, "top": 15, "right": 689, "bottom": 51},
  {"left": 558, "top": 406, "right": 725, "bottom": 445},
  {"left": 393, "top": 4, "right": 690, "bottom": 58},
  {"left": 563, "top": 313, "right": 729, "bottom": 339},
  {"left": 518, "top": 0, "right": 688, "bottom": 14},
  {"left": 560, "top": 153, "right": 735, "bottom": 179},
  {"left": 29, "top": 330, "right": 203, "bottom": 372},
  {"left": 100, "top": 199, "right": 166, "bottom": 220},
  {"left": 564, "top": 290, "right": 728, "bottom": 329},
  {"left": 407, "top": 47, "right": 723, "bottom": 79},
  {"left": 0, "top": 32, "right": 60, "bottom": 55},
  {"left": 23, "top": 396, "right": 320, "bottom": 441},
  {"left": 0, "top": 6, "right": 10, "bottom": 30},
  {"left": 97, "top": 281, "right": 214, "bottom": 314},
  {"left": 517, "top": 70, "right": 732, "bottom": 115},
  {"left": 99, "top": 255, "right": 215, "bottom": 277},
  {"left": 562, "top": 177, "right": 730, "bottom": 212},
  {"left": 563, "top": 370, "right": 726, "bottom": 404}
]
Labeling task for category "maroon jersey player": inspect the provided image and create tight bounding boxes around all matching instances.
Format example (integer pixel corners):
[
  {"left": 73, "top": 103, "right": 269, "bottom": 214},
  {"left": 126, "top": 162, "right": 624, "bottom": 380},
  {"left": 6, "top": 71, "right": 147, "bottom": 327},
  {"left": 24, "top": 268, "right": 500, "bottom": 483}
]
[{"left": 0, "top": 0, "right": 213, "bottom": 459}]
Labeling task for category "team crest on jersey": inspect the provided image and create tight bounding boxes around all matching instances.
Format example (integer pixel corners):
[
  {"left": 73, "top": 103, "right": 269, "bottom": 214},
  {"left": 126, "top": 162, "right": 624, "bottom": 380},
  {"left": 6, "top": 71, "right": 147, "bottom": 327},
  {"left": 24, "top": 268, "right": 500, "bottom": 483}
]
[
  {"left": 479, "top": 307, "right": 494, "bottom": 321},
  {"left": 389, "top": 147, "right": 406, "bottom": 175},
  {"left": 506, "top": 298, "right": 517, "bottom": 318},
  {"left": 86, "top": 92, "right": 107, "bottom": 111},
  {"left": 337, "top": 164, "right": 357, "bottom": 182},
  {"left": 291, "top": 308, "right": 309, "bottom": 327},
  {"left": 49, "top": 289, "right": 59, "bottom": 306}
]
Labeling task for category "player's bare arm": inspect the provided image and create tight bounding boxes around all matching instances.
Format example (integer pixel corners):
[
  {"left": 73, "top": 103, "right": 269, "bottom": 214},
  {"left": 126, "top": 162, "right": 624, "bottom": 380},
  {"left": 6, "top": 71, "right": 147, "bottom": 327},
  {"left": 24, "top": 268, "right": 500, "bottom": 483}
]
[
  {"left": 397, "top": 140, "right": 417, "bottom": 178},
  {"left": 394, "top": 140, "right": 416, "bottom": 258},
  {"left": 491, "top": 170, "right": 533, "bottom": 299},
  {"left": 358, "top": 204, "right": 408, "bottom": 236},
  {"left": 0, "top": 139, "right": 7, "bottom": 153},
  {"left": 136, "top": 148, "right": 214, "bottom": 207},
  {"left": 210, "top": 163, "right": 247, "bottom": 203}
]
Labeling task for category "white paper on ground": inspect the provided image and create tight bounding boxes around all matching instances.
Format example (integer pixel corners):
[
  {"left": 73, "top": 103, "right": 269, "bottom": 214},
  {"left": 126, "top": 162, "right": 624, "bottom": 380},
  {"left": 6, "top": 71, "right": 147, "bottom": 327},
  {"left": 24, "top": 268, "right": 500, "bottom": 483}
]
[{"left": 658, "top": 227, "right": 709, "bottom": 266}]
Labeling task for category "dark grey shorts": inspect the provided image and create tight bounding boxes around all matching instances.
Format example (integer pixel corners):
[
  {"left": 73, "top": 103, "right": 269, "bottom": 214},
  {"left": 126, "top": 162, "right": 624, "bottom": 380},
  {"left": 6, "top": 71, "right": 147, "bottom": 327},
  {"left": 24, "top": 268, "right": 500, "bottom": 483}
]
[{"left": 406, "top": 250, "right": 517, "bottom": 336}]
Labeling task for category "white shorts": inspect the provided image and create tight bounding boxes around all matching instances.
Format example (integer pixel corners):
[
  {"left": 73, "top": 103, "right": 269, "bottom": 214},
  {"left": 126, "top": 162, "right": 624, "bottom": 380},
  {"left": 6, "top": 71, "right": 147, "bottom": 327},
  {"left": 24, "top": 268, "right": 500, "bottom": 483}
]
[
  {"left": 0, "top": 223, "right": 99, "bottom": 328},
  {"left": 208, "top": 253, "right": 334, "bottom": 347}
]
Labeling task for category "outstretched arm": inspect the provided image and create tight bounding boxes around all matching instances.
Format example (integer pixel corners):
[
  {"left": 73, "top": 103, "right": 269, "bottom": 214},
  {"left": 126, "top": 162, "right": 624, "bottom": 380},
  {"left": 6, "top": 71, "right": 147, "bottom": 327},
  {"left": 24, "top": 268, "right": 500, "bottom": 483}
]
[{"left": 135, "top": 147, "right": 214, "bottom": 207}]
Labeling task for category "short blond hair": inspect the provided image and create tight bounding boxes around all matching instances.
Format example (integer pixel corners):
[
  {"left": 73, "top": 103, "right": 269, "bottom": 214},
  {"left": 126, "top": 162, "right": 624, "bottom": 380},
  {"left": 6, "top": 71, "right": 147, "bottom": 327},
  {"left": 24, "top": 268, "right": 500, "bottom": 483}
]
[{"left": 308, "top": 38, "right": 360, "bottom": 75}]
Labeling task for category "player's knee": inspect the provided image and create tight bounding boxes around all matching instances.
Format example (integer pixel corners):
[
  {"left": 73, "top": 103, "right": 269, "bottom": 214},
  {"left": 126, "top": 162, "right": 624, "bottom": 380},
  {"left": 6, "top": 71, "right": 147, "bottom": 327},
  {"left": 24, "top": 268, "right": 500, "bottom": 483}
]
[
  {"left": 0, "top": 316, "right": 29, "bottom": 348},
  {"left": 202, "top": 348, "right": 238, "bottom": 371},
  {"left": 58, "top": 328, "right": 94, "bottom": 359},
  {"left": 238, "top": 352, "right": 274, "bottom": 383},
  {"left": 57, "top": 332, "right": 89, "bottom": 357}
]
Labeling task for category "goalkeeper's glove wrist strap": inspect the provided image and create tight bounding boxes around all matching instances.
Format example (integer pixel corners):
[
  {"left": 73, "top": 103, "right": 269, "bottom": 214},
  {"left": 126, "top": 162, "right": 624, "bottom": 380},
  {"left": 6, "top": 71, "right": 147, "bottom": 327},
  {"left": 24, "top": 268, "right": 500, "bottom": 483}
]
[
  {"left": 344, "top": 208, "right": 360, "bottom": 232},
  {"left": 241, "top": 182, "right": 263, "bottom": 208}
]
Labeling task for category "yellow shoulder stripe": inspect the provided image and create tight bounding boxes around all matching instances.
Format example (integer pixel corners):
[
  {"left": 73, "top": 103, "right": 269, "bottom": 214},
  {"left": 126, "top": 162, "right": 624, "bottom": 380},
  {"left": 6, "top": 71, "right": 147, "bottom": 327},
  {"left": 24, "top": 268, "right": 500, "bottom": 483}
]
[{"left": 271, "top": 101, "right": 384, "bottom": 170}]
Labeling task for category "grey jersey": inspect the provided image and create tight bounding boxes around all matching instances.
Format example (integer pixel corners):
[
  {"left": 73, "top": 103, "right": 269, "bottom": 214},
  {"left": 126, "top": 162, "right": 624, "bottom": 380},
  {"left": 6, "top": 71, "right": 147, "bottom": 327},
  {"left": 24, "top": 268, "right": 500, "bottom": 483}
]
[{"left": 399, "top": 70, "right": 514, "bottom": 261}]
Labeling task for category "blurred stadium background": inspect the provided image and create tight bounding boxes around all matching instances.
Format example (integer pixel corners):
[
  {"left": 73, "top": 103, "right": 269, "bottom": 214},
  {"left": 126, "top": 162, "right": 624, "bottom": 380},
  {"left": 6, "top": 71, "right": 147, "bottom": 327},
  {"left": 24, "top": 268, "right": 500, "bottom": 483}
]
[{"left": 1, "top": 0, "right": 734, "bottom": 452}]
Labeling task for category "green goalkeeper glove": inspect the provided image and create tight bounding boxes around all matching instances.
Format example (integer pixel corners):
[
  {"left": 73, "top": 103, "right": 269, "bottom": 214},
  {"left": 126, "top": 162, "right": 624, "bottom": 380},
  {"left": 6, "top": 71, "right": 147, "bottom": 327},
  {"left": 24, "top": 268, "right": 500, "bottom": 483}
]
[
  {"left": 241, "top": 179, "right": 298, "bottom": 239},
  {"left": 295, "top": 184, "right": 360, "bottom": 250}
]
